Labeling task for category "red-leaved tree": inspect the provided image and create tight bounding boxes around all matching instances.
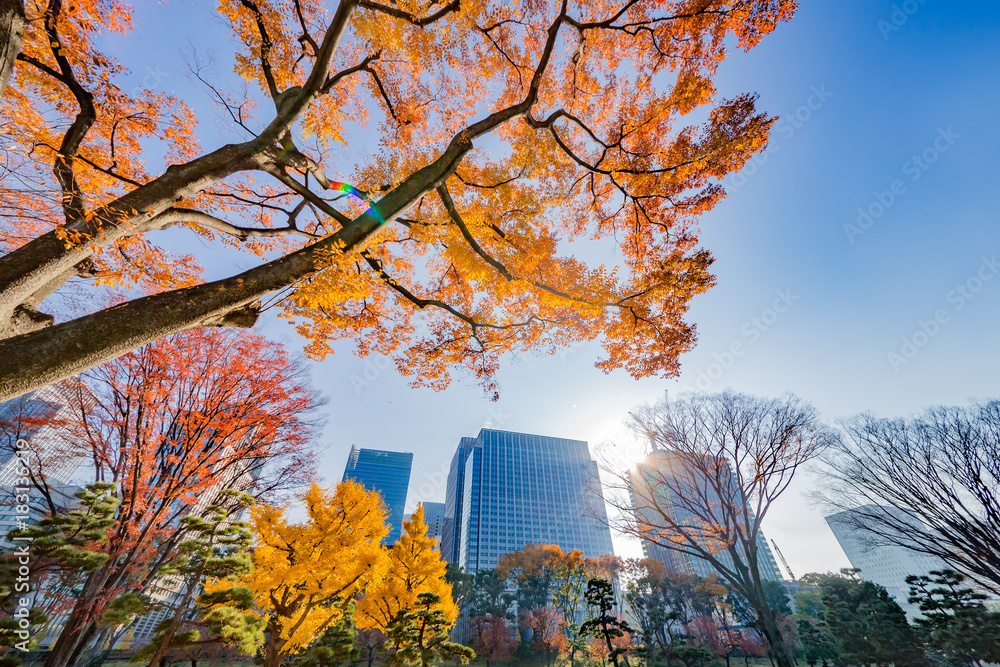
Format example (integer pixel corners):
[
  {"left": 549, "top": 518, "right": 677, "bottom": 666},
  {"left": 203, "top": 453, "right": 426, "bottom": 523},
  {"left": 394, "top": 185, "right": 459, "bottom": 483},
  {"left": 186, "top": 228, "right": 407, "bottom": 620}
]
[
  {"left": 471, "top": 615, "right": 517, "bottom": 667},
  {"left": 14, "top": 328, "right": 319, "bottom": 667}
]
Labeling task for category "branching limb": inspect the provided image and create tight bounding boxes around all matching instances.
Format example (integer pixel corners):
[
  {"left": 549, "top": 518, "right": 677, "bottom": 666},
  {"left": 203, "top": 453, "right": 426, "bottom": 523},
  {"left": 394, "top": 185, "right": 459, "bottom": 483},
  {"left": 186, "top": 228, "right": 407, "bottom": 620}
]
[{"left": 150, "top": 207, "right": 320, "bottom": 241}]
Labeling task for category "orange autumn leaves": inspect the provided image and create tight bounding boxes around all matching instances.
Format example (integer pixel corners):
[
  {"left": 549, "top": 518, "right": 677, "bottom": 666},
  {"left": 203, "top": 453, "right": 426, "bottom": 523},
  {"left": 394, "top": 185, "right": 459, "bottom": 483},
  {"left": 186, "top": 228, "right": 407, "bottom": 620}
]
[
  {"left": 2, "top": 0, "right": 795, "bottom": 394},
  {"left": 210, "top": 482, "right": 457, "bottom": 666},
  {"left": 2, "top": 0, "right": 202, "bottom": 290}
]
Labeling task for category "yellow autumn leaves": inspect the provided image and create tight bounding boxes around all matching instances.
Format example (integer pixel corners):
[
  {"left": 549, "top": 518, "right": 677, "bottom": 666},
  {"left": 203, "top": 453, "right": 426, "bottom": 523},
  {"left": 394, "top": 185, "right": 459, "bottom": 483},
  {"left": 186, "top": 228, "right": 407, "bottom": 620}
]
[{"left": 203, "top": 480, "right": 457, "bottom": 666}]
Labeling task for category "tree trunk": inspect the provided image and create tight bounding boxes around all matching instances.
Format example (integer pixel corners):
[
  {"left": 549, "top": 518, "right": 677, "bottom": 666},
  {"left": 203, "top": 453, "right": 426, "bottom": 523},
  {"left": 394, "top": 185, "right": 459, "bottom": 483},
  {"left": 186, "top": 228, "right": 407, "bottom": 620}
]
[
  {"left": 65, "top": 622, "right": 101, "bottom": 667},
  {"left": 43, "top": 603, "right": 95, "bottom": 667},
  {"left": 145, "top": 565, "right": 205, "bottom": 667},
  {"left": 0, "top": 0, "right": 24, "bottom": 98}
]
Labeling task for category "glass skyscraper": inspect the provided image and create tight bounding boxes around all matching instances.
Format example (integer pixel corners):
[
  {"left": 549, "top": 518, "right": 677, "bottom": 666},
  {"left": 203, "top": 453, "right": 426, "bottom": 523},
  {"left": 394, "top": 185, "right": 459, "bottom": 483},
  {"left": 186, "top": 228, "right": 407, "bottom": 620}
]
[
  {"left": 826, "top": 506, "right": 948, "bottom": 617},
  {"left": 631, "top": 450, "right": 784, "bottom": 582},
  {"left": 407, "top": 501, "right": 446, "bottom": 549},
  {"left": 342, "top": 446, "right": 413, "bottom": 544},
  {"left": 442, "top": 428, "right": 615, "bottom": 572}
]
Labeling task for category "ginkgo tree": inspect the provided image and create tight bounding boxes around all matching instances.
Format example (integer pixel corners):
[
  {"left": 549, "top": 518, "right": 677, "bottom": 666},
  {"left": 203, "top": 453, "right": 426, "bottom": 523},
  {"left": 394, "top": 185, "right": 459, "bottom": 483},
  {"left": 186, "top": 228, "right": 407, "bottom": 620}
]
[
  {"left": 356, "top": 505, "right": 458, "bottom": 633},
  {"left": 0, "top": 0, "right": 795, "bottom": 401},
  {"left": 212, "top": 481, "right": 392, "bottom": 667}
]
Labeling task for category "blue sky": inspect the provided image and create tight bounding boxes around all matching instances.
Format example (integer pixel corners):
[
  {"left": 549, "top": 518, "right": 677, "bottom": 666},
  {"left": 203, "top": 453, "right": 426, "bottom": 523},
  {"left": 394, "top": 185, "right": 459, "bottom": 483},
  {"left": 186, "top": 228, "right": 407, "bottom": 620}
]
[{"left": 107, "top": 0, "right": 1000, "bottom": 575}]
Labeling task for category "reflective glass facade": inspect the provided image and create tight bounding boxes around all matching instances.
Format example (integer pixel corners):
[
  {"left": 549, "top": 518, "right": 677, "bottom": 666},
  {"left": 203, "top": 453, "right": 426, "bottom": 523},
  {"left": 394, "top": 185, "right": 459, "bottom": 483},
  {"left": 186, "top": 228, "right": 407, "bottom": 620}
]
[
  {"left": 0, "top": 383, "right": 87, "bottom": 487},
  {"left": 632, "top": 450, "right": 784, "bottom": 582},
  {"left": 342, "top": 446, "right": 413, "bottom": 544},
  {"left": 410, "top": 501, "right": 446, "bottom": 549},
  {"left": 443, "top": 429, "right": 615, "bottom": 572}
]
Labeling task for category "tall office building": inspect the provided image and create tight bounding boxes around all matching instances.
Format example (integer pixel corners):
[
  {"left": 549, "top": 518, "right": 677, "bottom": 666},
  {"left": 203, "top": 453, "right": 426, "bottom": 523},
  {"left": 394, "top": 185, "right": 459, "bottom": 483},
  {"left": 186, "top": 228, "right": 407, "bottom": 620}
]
[
  {"left": 406, "top": 501, "right": 446, "bottom": 549},
  {"left": 442, "top": 428, "right": 615, "bottom": 573},
  {"left": 631, "top": 450, "right": 784, "bottom": 581},
  {"left": 422, "top": 501, "right": 446, "bottom": 545},
  {"left": 826, "top": 506, "right": 948, "bottom": 616},
  {"left": 0, "top": 383, "right": 88, "bottom": 487},
  {"left": 343, "top": 446, "right": 413, "bottom": 544}
]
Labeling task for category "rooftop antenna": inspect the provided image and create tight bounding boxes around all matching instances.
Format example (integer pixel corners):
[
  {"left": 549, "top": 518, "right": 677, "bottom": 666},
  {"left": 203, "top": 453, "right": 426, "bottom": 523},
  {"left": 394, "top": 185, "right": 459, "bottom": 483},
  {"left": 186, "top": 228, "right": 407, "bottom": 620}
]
[{"left": 771, "top": 539, "right": 796, "bottom": 581}]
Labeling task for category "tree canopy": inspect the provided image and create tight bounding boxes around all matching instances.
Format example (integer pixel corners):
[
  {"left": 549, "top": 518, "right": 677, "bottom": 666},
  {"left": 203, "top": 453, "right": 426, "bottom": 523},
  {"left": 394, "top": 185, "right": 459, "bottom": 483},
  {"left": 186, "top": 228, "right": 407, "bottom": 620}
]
[{"left": 0, "top": 0, "right": 795, "bottom": 400}]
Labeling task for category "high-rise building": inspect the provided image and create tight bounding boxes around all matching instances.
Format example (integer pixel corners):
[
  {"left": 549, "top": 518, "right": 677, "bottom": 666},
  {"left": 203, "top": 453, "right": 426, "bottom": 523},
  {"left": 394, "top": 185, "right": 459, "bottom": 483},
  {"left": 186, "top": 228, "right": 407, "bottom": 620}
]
[
  {"left": 631, "top": 450, "right": 784, "bottom": 582},
  {"left": 442, "top": 428, "right": 615, "bottom": 572},
  {"left": 405, "top": 501, "right": 446, "bottom": 550},
  {"left": 826, "top": 505, "right": 948, "bottom": 616},
  {"left": 0, "top": 383, "right": 88, "bottom": 488},
  {"left": 420, "top": 501, "right": 446, "bottom": 545},
  {"left": 342, "top": 445, "right": 413, "bottom": 544}
]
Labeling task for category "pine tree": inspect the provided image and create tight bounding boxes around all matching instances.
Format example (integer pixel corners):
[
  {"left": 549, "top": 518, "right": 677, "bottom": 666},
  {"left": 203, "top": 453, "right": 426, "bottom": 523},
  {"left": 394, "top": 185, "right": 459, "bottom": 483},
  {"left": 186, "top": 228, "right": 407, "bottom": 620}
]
[
  {"left": 907, "top": 569, "right": 1000, "bottom": 666},
  {"left": 287, "top": 605, "right": 360, "bottom": 667},
  {"left": 134, "top": 491, "right": 263, "bottom": 667},
  {"left": 385, "top": 592, "right": 475, "bottom": 667},
  {"left": 580, "top": 578, "right": 634, "bottom": 667}
]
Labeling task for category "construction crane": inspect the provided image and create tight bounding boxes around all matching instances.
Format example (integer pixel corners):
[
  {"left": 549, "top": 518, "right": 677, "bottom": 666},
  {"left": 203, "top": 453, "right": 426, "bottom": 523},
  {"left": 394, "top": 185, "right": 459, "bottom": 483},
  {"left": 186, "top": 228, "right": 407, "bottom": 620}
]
[{"left": 771, "top": 539, "right": 796, "bottom": 581}]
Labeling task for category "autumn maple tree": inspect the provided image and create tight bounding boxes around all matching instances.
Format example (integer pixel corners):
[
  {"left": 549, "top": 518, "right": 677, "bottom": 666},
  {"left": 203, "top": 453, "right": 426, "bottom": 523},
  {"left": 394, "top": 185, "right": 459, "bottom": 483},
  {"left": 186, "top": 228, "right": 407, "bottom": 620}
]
[
  {"left": 13, "top": 327, "right": 318, "bottom": 667},
  {"left": 0, "top": 0, "right": 794, "bottom": 401}
]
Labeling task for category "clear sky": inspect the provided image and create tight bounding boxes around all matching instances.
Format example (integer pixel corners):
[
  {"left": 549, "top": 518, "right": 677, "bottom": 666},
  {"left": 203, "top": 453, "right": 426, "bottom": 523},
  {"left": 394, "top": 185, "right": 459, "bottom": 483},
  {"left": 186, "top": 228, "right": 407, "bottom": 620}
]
[{"left": 104, "top": 0, "right": 1000, "bottom": 576}]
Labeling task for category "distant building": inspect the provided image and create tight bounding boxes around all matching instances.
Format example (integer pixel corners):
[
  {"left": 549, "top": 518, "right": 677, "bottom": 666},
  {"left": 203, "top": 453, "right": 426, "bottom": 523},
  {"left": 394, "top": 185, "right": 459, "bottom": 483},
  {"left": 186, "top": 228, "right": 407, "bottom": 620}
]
[
  {"left": 343, "top": 445, "right": 413, "bottom": 544},
  {"left": 441, "top": 428, "right": 615, "bottom": 573},
  {"left": 408, "top": 501, "right": 446, "bottom": 548},
  {"left": 631, "top": 450, "right": 784, "bottom": 582},
  {"left": 826, "top": 505, "right": 948, "bottom": 616},
  {"left": 0, "top": 383, "right": 88, "bottom": 488}
]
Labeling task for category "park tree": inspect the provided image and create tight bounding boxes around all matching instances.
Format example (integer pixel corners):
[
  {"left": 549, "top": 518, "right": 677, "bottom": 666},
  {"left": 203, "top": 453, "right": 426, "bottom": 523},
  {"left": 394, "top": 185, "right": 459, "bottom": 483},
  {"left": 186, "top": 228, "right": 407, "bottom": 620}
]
[
  {"left": 624, "top": 560, "right": 683, "bottom": 664},
  {"left": 498, "top": 543, "right": 572, "bottom": 611},
  {"left": 135, "top": 492, "right": 257, "bottom": 667},
  {"left": 286, "top": 608, "right": 361, "bottom": 667},
  {"left": 521, "top": 606, "right": 567, "bottom": 667},
  {"left": 608, "top": 391, "right": 836, "bottom": 667},
  {"left": 792, "top": 577, "right": 838, "bottom": 667},
  {"left": 356, "top": 506, "right": 458, "bottom": 634},
  {"left": 822, "top": 400, "right": 1000, "bottom": 595},
  {"left": 0, "top": 0, "right": 795, "bottom": 401},
  {"left": 210, "top": 481, "right": 389, "bottom": 667},
  {"left": 469, "top": 614, "right": 517, "bottom": 667},
  {"left": 818, "top": 570, "right": 925, "bottom": 667},
  {"left": 468, "top": 569, "right": 515, "bottom": 620},
  {"left": 15, "top": 328, "right": 317, "bottom": 667},
  {"left": 581, "top": 577, "right": 635, "bottom": 667},
  {"left": 906, "top": 569, "right": 1000, "bottom": 666},
  {"left": 1, "top": 482, "right": 117, "bottom": 625},
  {"left": 795, "top": 619, "right": 837, "bottom": 667},
  {"left": 355, "top": 628, "right": 387, "bottom": 667},
  {"left": 383, "top": 591, "right": 475, "bottom": 667}
]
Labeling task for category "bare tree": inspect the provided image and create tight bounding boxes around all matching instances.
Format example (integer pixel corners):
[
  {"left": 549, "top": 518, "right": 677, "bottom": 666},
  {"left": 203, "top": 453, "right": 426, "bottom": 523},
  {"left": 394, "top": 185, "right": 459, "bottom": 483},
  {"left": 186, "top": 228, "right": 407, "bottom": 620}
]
[
  {"left": 820, "top": 400, "right": 1000, "bottom": 596},
  {"left": 606, "top": 391, "right": 836, "bottom": 667}
]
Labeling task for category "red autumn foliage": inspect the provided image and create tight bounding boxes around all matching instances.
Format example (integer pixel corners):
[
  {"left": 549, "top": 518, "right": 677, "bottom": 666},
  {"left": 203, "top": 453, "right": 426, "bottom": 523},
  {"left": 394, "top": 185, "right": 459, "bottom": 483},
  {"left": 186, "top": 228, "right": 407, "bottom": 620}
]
[{"left": 23, "top": 328, "right": 320, "bottom": 667}]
